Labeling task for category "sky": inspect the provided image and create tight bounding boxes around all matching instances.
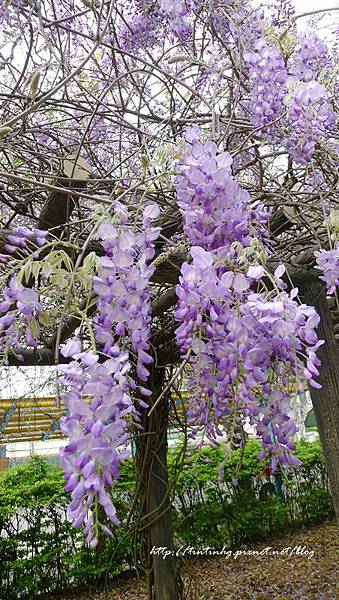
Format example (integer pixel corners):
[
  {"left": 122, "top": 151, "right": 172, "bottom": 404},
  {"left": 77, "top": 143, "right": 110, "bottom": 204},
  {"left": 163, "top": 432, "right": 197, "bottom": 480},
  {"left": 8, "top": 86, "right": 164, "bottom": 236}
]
[
  {"left": 294, "top": 0, "right": 338, "bottom": 12},
  {"left": 293, "top": 0, "right": 339, "bottom": 40}
]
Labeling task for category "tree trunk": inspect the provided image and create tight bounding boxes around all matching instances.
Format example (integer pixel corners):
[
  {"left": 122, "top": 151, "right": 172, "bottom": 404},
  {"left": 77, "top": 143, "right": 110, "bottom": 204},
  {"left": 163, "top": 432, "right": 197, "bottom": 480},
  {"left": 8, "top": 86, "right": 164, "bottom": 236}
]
[
  {"left": 300, "top": 279, "right": 339, "bottom": 520},
  {"left": 135, "top": 366, "right": 182, "bottom": 600}
]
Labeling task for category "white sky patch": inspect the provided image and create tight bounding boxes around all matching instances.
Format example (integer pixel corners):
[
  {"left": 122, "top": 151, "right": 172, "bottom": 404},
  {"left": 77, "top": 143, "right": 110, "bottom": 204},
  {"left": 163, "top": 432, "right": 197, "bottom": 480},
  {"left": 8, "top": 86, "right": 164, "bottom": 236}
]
[
  {"left": 294, "top": 0, "right": 338, "bottom": 12},
  {"left": 293, "top": 0, "right": 339, "bottom": 41}
]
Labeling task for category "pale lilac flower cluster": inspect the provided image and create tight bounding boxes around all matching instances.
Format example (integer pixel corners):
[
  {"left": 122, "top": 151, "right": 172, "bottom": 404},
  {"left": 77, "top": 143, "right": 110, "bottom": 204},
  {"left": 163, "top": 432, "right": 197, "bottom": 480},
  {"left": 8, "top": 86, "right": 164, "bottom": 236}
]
[
  {"left": 0, "top": 276, "right": 42, "bottom": 357},
  {"left": 176, "top": 127, "right": 269, "bottom": 251},
  {"left": 4, "top": 226, "right": 47, "bottom": 255},
  {"left": 175, "top": 247, "right": 322, "bottom": 467},
  {"left": 231, "top": 8, "right": 264, "bottom": 50},
  {"left": 314, "top": 245, "right": 339, "bottom": 294},
  {"left": 284, "top": 81, "right": 335, "bottom": 164},
  {"left": 159, "top": 0, "right": 201, "bottom": 43},
  {"left": 240, "top": 290, "right": 322, "bottom": 466},
  {"left": 207, "top": 0, "right": 235, "bottom": 41},
  {"left": 93, "top": 203, "right": 160, "bottom": 382},
  {"left": 243, "top": 34, "right": 335, "bottom": 164},
  {"left": 0, "top": 228, "right": 47, "bottom": 359},
  {"left": 120, "top": 10, "right": 161, "bottom": 52},
  {"left": 120, "top": 0, "right": 198, "bottom": 51},
  {"left": 58, "top": 340, "right": 132, "bottom": 546},
  {"left": 289, "top": 33, "right": 333, "bottom": 82},
  {"left": 0, "top": 0, "right": 22, "bottom": 25},
  {"left": 159, "top": 0, "right": 196, "bottom": 18},
  {"left": 244, "top": 38, "right": 288, "bottom": 140},
  {"left": 175, "top": 131, "right": 323, "bottom": 470},
  {"left": 256, "top": 390, "right": 301, "bottom": 470},
  {"left": 58, "top": 205, "right": 160, "bottom": 546}
]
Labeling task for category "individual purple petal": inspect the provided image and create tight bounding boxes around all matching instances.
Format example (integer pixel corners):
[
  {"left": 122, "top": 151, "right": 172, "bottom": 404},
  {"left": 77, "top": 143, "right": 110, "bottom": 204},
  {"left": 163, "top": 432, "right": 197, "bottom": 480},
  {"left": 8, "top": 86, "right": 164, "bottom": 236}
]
[
  {"left": 274, "top": 264, "right": 286, "bottom": 279},
  {"left": 61, "top": 338, "right": 82, "bottom": 358}
]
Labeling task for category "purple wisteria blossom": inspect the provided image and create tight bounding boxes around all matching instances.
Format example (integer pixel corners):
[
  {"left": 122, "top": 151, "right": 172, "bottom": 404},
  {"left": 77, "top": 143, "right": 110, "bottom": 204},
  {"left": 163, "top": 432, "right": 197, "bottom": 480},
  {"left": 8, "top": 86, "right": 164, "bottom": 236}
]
[
  {"left": 284, "top": 81, "right": 336, "bottom": 164},
  {"left": 0, "top": 227, "right": 47, "bottom": 360},
  {"left": 120, "top": 11, "right": 161, "bottom": 52},
  {"left": 119, "top": 0, "right": 198, "bottom": 51},
  {"left": 314, "top": 245, "right": 339, "bottom": 294},
  {"left": 175, "top": 131, "right": 323, "bottom": 470},
  {"left": 58, "top": 342, "right": 132, "bottom": 546},
  {"left": 176, "top": 128, "right": 269, "bottom": 251},
  {"left": 0, "top": 277, "right": 42, "bottom": 357},
  {"left": 4, "top": 227, "right": 47, "bottom": 255},
  {"left": 289, "top": 33, "right": 333, "bottom": 82},
  {"left": 244, "top": 38, "right": 288, "bottom": 141},
  {"left": 58, "top": 204, "right": 160, "bottom": 546}
]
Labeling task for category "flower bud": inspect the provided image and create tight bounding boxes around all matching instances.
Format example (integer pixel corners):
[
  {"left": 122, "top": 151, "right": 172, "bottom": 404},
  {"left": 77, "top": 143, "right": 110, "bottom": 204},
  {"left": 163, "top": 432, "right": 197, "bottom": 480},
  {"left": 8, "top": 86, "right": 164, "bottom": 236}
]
[
  {"left": 0, "top": 127, "right": 13, "bottom": 138},
  {"left": 30, "top": 71, "right": 41, "bottom": 100}
]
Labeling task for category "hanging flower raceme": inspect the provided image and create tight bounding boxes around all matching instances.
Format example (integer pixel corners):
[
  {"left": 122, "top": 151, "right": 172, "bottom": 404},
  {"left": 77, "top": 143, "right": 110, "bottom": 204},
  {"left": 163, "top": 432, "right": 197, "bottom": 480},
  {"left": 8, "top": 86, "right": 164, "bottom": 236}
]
[
  {"left": 243, "top": 31, "right": 336, "bottom": 163},
  {"left": 176, "top": 126, "right": 269, "bottom": 251},
  {"left": 174, "top": 130, "right": 323, "bottom": 470},
  {"left": 289, "top": 32, "right": 333, "bottom": 83},
  {"left": 244, "top": 38, "right": 288, "bottom": 141},
  {"left": 284, "top": 81, "right": 336, "bottom": 164},
  {"left": 0, "top": 228, "right": 47, "bottom": 361},
  {"left": 3, "top": 226, "right": 47, "bottom": 256},
  {"left": 58, "top": 204, "right": 160, "bottom": 546},
  {"left": 119, "top": 0, "right": 199, "bottom": 51},
  {"left": 93, "top": 203, "right": 160, "bottom": 383},
  {"left": 0, "top": 276, "right": 42, "bottom": 357},
  {"left": 231, "top": 8, "right": 264, "bottom": 50},
  {"left": 314, "top": 244, "right": 339, "bottom": 294},
  {"left": 58, "top": 340, "right": 132, "bottom": 546},
  {"left": 239, "top": 289, "right": 323, "bottom": 466},
  {"left": 175, "top": 247, "right": 323, "bottom": 467},
  {"left": 119, "top": 5, "right": 161, "bottom": 52}
]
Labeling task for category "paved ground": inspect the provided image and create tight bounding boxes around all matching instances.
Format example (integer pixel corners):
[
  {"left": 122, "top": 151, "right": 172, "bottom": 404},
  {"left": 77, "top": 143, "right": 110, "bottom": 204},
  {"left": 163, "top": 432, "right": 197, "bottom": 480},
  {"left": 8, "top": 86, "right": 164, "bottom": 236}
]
[{"left": 56, "top": 520, "right": 338, "bottom": 599}]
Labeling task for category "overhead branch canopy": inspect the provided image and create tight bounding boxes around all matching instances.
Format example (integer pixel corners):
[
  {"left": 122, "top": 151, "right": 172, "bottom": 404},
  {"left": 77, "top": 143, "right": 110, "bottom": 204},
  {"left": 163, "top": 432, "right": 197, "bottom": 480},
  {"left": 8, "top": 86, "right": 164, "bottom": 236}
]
[{"left": 0, "top": 0, "right": 337, "bottom": 370}]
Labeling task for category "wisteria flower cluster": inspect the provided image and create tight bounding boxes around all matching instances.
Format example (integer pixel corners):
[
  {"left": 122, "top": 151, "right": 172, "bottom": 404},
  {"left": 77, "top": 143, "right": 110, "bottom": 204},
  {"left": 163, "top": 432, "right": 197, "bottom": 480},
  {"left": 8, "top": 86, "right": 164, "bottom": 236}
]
[
  {"left": 244, "top": 38, "right": 288, "bottom": 141},
  {"left": 119, "top": 0, "right": 199, "bottom": 50},
  {"left": 175, "top": 247, "right": 322, "bottom": 468},
  {"left": 119, "top": 4, "right": 161, "bottom": 52},
  {"left": 58, "top": 204, "right": 160, "bottom": 546},
  {"left": 314, "top": 244, "right": 339, "bottom": 295},
  {"left": 3, "top": 226, "right": 47, "bottom": 256},
  {"left": 176, "top": 126, "right": 269, "bottom": 251},
  {"left": 175, "top": 130, "right": 323, "bottom": 469},
  {"left": 0, "top": 228, "right": 47, "bottom": 360},
  {"left": 93, "top": 204, "right": 160, "bottom": 383},
  {"left": 289, "top": 33, "right": 333, "bottom": 82},
  {"left": 231, "top": 8, "right": 264, "bottom": 50},
  {"left": 0, "top": 0, "right": 23, "bottom": 25},
  {"left": 284, "top": 81, "right": 335, "bottom": 164},
  {"left": 244, "top": 35, "right": 336, "bottom": 164},
  {"left": 0, "top": 276, "right": 42, "bottom": 356},
  {"left": 58, "top": 339, "right": 132, "bottom": 546}
]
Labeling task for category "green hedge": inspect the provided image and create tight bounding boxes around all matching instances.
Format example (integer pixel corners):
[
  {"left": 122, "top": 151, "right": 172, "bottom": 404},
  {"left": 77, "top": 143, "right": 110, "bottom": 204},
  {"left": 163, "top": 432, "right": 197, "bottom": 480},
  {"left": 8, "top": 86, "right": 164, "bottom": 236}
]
[
  {"left": 0, "top": 439, "right": 333, "bottom": 598},
  {"left": 0, "top": 456, "right": 135, "bottom": 599},
  {"left": 168, "top": 439, "right": 333, "bottom": 548}
]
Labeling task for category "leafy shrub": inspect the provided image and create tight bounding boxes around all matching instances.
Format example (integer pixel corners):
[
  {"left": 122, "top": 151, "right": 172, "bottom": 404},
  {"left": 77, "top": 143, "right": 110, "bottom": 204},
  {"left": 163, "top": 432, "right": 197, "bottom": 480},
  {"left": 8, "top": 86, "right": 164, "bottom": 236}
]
[
  {"left": 0, "top": 440, "right": 333, "bottom": 598},
  {"left": 0, "top": 456, "right": 134, "bottom": 599},
  {"left": 169, "top": 438, "right": 333, "bottom": 548}
]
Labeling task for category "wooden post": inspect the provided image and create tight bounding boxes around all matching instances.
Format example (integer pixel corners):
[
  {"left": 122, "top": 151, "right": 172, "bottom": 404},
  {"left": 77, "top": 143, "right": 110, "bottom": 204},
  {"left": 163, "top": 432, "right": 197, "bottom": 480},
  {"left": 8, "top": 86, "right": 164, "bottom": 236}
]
[
  {"left": 135, "top": 366, "right": 182, "bottom": 600},
  {"left": 299, "top": 279, "right": 339, "bottom": 521}
]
